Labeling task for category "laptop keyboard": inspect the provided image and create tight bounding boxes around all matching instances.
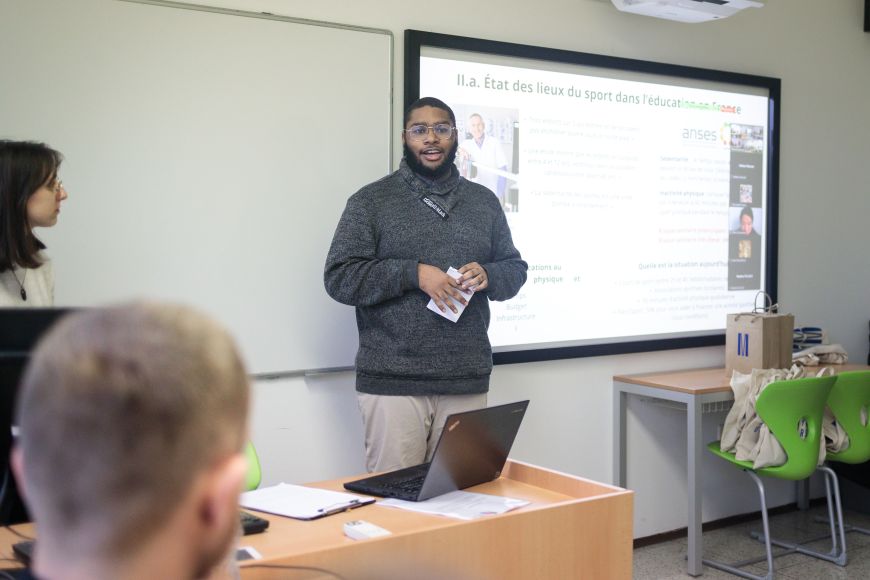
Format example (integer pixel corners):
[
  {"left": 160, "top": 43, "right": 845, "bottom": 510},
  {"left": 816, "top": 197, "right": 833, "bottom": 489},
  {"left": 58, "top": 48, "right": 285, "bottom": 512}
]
[{"left": 393, "top": 473, "right": 426, "bottom": 493}]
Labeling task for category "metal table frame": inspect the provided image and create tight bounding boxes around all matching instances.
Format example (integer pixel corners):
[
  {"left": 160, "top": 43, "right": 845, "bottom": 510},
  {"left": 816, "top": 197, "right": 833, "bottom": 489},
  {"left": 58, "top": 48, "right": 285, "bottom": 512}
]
[
  {"left": 614, "top": 377, "right": 733, "bottom": 576},
  {"left": 612, "top": 365, "right": 853, "bottom": 576}
]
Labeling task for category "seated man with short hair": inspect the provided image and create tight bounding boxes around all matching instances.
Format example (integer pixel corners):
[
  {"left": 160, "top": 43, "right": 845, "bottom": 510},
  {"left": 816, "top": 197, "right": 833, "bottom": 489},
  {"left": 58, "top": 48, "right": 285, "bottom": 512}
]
[{"left": 12, "top": 302, "right": 250, "bottom": 580}]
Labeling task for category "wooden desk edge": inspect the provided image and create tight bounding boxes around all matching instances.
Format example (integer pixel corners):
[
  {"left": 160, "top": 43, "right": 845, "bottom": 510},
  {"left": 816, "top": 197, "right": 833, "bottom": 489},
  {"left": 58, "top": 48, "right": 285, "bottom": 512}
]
[
  {"left": 503, "top": 459, "right": 632, "bottom": 499},
  {"left": 613, "top": 364, "right": 870, "bottom": 395},
  {"left": 613, "top": 366, "right": 731, "bottom": 394}
]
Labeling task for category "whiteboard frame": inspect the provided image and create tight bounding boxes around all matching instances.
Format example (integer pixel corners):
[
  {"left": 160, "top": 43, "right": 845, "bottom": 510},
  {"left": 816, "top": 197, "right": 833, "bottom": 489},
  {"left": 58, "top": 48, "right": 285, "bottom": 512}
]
[{"left": 1, "top": 0, "right": 395, "bottom": 376}]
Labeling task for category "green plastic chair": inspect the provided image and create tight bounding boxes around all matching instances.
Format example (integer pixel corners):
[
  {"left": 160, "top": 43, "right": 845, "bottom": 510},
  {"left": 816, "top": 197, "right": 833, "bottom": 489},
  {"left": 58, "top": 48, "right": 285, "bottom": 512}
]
[
  {"left": 704, "top": 375, "right": 842, "bottom": 580},
  {"left": 825, "top": 371, "right": 870, "bottom": 464},
  {"left": 244, "top": 441, "right": 262, "bottom": 491},
  {"left": 817, "top": 371, "right": 870, "bottom": 536}
]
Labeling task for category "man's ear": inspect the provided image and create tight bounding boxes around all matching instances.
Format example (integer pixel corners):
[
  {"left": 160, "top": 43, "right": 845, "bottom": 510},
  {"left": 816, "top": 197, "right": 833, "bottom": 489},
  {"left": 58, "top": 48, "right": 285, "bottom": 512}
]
[
  {"left": 200, "top": 453, "right": 247, "bottom": 529},
  {"left": 10, "top": 445, "right": 28, "bottom": 502}
]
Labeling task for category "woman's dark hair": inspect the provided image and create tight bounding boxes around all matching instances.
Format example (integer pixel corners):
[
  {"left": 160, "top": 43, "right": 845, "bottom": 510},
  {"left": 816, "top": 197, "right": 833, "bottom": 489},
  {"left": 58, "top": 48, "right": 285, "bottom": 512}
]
[
  {"left": 403, "top": 97, "right": 457, "bottom": 128},
  {"left": 0, "top": 140, "right": 63, "bottom": 271},
  {"left": 739, "top": 205, "right": 754, "bottom": 222}
]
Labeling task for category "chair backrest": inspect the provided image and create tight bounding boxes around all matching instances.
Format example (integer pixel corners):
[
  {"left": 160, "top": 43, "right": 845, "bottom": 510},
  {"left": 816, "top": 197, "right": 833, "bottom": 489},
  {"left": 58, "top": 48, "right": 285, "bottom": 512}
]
[
  {"left": 755, "top": 375, "right": 836, "bottom": 480},
  {"left": 826, "top": 370, "right": 870, "bottom": 464},
  {"left": 244, "top": 441, "right": 262, "bottom": 491}
]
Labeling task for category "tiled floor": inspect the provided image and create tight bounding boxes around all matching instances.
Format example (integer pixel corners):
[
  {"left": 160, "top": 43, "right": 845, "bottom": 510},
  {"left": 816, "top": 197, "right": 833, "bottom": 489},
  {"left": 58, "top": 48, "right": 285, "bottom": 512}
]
[{"left": 633, "top": 504, "right": 870, "bottom": 579}]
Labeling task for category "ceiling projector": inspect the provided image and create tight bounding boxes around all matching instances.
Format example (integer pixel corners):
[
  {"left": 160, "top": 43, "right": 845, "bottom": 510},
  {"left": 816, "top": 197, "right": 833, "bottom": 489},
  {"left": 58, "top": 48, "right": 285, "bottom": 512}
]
[{"left": 611, "top": 0, "right": 763, "bottom": 23}]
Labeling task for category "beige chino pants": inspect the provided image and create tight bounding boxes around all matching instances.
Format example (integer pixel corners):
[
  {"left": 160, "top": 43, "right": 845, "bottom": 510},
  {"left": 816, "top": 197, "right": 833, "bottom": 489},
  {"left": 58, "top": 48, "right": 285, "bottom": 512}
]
[{"left": 357, "top": 392, "right": 487, "bottom": 473}]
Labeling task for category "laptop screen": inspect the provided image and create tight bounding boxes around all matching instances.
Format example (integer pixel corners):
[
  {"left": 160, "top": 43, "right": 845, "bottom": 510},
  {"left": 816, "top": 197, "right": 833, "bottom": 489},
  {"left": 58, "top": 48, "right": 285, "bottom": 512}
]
[{"left": 344, "top": 400, "right": 529, "bottom": 501}]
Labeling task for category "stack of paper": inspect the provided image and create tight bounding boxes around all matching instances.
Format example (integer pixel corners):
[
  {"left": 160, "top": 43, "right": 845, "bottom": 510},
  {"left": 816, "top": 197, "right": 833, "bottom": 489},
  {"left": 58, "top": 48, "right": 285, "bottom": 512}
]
[
  {"left": 427, "top": 267, "right": 475, "bottom": 323},
  {"left": 381, "top": 490, "right": 529, "bottom": 520},
  {"left": 240, "top": 483, "right": 374, "bottom": 520}
]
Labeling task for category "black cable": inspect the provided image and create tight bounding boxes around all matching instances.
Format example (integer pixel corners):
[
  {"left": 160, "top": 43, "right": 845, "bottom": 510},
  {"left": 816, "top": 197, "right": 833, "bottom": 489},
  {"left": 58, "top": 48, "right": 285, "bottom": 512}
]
[
  {"left": 0, "top": 470, "right": 11, "bottom": 524},
  {"left": 243, "top": 563, "right": 347, "bottom": 579}
]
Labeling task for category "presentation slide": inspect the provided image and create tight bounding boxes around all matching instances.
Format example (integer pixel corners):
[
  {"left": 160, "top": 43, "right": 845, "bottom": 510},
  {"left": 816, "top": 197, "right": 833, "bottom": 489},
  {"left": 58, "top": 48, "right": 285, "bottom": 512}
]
[{"left": 418, "top": 46, "right": 773, "bottom": 353}]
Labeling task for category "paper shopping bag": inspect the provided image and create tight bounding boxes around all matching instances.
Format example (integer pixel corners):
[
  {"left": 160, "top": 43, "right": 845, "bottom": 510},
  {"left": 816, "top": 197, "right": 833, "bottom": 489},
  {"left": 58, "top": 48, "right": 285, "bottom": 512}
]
[{"left": 725, "top": 312, "right": 794, "bottom": 373}]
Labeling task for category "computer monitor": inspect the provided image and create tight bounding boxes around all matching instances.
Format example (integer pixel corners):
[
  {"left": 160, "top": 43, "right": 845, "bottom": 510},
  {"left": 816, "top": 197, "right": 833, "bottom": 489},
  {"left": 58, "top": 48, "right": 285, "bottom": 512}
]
[{"left": 0, "top": 308, "right": 74, "bottom": 524}]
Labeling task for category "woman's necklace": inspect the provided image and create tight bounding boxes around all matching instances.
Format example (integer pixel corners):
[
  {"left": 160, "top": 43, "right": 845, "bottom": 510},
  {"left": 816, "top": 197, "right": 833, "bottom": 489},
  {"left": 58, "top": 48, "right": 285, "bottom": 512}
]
[{"left": 9, "top": 269, "right": 27, "bottom": 301}]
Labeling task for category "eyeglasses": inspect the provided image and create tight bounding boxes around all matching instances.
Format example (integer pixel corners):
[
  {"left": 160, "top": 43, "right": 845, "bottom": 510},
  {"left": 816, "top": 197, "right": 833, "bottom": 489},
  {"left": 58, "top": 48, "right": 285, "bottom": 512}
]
[
  {"left": 404, "top": 123, "right": 455, "bottom": 141},
  {"left": 48, "top": 179, "right": 65, "bottom": 194}
]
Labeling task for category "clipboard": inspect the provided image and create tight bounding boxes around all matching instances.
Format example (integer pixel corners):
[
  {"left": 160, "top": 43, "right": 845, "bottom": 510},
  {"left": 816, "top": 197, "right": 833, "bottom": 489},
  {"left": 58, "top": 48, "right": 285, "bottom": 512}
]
[{"left": 240, "top": 482, "right": 375, "bottom": 520}]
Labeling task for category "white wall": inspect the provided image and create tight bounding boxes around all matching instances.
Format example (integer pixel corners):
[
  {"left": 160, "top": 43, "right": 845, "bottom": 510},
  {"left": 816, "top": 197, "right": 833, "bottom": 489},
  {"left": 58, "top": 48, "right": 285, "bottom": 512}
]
[{"left": 179, "top": 0, "right": 869, "bottom": 538}]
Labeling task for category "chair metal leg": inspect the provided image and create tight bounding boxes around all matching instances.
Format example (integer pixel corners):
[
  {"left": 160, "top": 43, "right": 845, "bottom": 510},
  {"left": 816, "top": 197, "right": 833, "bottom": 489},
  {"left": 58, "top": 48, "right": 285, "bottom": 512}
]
[
  {"left": 703, "top": 470, "right": 776, "bottom": 580},
  {"left": 828, "top": 521, "right": 870, "bottom": 535},
  {"left": 842, "top": 523, "right": 870, "bottom": 534},
  {"left": 750, "top": 467, "right": 847, "bottom": 566},
  {"left": 813, "top": 469, "right": 870, "bottom": 536},
  {"left": 824, "top": 466, "right": 848, "bottom": 563},
  {"left": 812, "top": 516, "right": 870, "bottom": 535}
]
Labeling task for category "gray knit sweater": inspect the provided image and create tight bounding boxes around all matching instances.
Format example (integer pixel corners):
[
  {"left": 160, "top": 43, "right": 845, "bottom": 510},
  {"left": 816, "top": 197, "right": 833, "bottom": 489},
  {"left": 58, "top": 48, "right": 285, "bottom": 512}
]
[{"left": 324, "top": 160, "right": 527, "bottom": 395}]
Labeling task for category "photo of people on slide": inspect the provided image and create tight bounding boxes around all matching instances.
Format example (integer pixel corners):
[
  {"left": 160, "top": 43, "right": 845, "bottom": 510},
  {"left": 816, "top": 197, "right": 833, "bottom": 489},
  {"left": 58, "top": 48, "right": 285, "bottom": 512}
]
[
  {"left": 729, "top": 123, "right": 763, "bottom": 207},
  {"left": 453, "top": 105, "right": 519, "bottom": 212},
  {"left": 732, "top": 206, "right": 761, "bottom": 237},
  {"left": 729, "top": 123, "right": 764, "bottom": 153},
  {"left": 728, "top": 205, "right": 762, "bottom": 290}
]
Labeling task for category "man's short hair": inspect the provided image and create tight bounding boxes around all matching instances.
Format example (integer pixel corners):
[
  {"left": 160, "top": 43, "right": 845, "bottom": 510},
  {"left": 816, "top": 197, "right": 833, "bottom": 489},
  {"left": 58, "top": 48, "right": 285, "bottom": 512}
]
[
  {"left": 16, "top": 302, "right": 250, "bottom": 555},
  {"left": 403, "top": 97, "right": 456, "bottom": 128}
]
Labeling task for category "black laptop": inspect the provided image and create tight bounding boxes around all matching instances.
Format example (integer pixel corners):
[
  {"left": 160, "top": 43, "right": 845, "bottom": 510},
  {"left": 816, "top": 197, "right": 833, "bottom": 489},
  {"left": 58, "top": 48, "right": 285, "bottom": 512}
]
[{"left": 344, "top": 400, "right": 529, "bottom": 502}]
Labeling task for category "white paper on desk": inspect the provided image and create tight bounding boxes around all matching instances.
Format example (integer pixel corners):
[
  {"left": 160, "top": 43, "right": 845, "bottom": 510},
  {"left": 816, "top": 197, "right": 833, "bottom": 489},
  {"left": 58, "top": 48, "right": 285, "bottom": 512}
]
[
  {"left": 380, "top": 490, "right": 529, "bottom": 520},
  {"left": 240, "top": 483, "right": 373, "bottom": 520},
  {"left": 426, "top": 267, "right": 474, "bottom": 323}
]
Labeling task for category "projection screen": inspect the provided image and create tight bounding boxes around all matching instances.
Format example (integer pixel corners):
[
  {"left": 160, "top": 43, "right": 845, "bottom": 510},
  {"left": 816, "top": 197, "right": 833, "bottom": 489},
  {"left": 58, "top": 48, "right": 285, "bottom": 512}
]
[{"left": 405, "top": 30, "right": 781, "bottom": 364}]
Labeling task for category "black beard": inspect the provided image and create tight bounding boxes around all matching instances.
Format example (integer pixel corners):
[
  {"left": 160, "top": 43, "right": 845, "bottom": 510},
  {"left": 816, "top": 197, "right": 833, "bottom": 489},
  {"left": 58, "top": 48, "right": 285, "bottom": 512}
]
[{"left": 403, "top": 140, "right": 458, "bottom": 180}]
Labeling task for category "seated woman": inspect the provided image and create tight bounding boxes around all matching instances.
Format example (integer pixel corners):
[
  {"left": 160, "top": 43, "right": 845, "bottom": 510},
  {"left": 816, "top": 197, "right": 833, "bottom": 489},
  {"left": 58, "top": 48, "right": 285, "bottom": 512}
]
[{"left": 0, "top": 140, "right": 68, "bottom": 306}]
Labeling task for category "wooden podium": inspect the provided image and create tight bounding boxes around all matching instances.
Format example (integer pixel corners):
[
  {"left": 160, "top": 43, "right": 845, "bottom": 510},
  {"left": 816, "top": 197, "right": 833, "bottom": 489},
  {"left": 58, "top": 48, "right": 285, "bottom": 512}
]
[
  {"left": 0, "top": 461, "right": 632, "bottom": 579},
  {"left": 239, "top": 460, "right": 633, "bottom": 579}
]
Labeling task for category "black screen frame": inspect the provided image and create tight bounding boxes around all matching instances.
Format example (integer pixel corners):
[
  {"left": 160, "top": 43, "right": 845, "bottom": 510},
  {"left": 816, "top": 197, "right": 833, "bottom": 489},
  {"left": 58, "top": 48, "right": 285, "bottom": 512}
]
[
  {"left": 0, "top": 308, "right": 74, "bottom": 524},
  {"left": 404, "top": 29, "right": 781, "bottom": 366}
]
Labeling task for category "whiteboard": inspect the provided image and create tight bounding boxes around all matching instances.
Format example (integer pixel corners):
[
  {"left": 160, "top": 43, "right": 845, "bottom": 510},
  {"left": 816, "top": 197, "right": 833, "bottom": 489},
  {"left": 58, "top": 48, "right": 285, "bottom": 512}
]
[{"left": 0, "top": 0, "right": 392, "bottom": 374}]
